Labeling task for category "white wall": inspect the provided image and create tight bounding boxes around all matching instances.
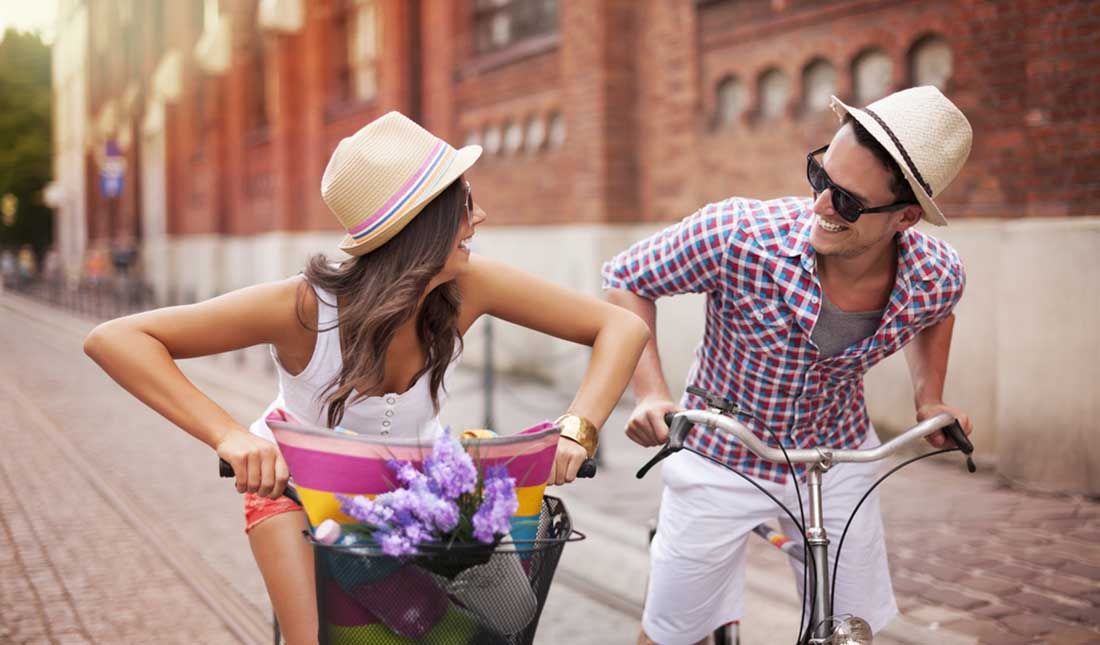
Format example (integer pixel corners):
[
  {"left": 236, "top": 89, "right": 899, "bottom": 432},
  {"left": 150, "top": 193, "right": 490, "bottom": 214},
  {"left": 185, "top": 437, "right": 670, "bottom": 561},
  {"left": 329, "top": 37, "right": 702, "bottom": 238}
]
[{"left": 161, "top": 216, "right": 1100, "bottom": 494}]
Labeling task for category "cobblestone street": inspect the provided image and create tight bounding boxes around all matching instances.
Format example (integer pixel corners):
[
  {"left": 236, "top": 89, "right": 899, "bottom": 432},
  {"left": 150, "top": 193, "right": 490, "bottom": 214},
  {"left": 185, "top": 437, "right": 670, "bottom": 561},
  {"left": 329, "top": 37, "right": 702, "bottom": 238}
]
[{"left": 2, "top": 292, "right": 1099, "bottom": 644}]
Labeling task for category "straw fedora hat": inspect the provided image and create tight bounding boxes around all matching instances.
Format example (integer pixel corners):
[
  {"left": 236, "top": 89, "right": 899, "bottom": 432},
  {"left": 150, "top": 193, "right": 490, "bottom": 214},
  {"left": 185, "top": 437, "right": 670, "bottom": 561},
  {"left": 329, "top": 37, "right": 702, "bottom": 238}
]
[
  {"left": 830, "top": 86, "right": 972, "bottom": 226},
  {"left": 321, "top": 111, "right": 482, "bottom": 255}
]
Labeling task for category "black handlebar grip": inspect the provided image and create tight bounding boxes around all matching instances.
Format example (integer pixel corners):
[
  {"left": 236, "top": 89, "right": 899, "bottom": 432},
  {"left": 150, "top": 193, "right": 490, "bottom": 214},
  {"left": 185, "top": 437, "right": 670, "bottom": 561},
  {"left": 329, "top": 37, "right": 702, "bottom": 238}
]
[
  {"left": 942, "top": 421, "right": 977, "bottom": 473},
  {"left": 219, "top": 457, "right": 303, "bottom": 505},
  {"left": 577, "top": 458, "right": 598, "bottom": 478},
  {"left": 663, "top": 411, "right": 675, "bottom": 426}
]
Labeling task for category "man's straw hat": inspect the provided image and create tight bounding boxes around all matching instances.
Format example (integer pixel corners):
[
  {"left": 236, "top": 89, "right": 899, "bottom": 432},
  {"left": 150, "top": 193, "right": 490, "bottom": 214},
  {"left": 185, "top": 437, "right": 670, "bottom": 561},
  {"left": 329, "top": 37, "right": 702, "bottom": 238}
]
[
  {"left": 830, "top": 86, "right": 972, "bottom": 226},
  {"left": 321, "top": 111, "right": 482, "bottom": 255}
]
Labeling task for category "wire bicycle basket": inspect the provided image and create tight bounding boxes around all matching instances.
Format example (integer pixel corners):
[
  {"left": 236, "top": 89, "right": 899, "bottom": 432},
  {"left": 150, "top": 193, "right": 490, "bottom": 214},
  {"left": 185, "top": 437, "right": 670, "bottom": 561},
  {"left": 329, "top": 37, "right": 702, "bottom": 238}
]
[{"left": 312, "top": 495, "right": 580, "bottom": 645}]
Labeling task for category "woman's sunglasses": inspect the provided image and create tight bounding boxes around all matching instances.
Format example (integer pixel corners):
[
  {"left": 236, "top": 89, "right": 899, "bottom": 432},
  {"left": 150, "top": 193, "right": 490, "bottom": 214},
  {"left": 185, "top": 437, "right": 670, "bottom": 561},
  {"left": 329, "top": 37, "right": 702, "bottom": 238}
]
[
  {"left": 806, "top": 145, "right": 917, "bottom": 223},
  {"left": 463, "top": 180, "right": 475, "bottom": 226}
]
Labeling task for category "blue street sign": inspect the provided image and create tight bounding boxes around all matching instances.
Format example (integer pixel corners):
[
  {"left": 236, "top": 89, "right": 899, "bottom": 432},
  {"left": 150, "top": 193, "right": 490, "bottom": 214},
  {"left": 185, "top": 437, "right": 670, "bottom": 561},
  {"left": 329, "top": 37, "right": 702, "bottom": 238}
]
[
  {"left": 100, "top": 173, "right": 124, "bottom": 198},
  {"left": 99, "top": 141, "right": 127, "bottom": 199}
]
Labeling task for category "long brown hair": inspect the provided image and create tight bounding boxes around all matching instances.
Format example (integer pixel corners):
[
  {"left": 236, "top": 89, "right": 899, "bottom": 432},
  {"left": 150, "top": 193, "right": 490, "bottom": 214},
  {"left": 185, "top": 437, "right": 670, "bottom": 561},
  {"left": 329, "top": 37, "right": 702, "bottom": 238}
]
[{"left": 300, "top": 179, "right": 466, "bottom": 428}]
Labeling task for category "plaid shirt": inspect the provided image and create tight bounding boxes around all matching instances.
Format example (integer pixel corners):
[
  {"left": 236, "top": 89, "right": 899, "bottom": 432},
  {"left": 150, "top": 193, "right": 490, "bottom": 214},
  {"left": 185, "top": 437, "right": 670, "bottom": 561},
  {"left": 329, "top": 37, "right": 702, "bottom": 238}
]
[{"left": 602, "top": 196, "right": 966, "bottom": 483}]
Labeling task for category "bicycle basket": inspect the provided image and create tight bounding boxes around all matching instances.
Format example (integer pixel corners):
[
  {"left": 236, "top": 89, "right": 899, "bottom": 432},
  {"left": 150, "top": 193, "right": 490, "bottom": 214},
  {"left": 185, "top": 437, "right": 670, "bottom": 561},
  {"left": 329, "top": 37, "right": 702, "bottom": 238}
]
[{"left": 312, "top": 495, "right": 578, "bottom": 645}]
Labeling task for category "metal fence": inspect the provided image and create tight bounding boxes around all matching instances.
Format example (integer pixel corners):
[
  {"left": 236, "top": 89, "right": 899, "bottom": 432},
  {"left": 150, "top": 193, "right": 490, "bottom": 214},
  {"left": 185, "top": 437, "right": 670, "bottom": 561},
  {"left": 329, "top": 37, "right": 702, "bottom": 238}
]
[{"left": 2, "top": 275, "right": 158, "bottom": 321}]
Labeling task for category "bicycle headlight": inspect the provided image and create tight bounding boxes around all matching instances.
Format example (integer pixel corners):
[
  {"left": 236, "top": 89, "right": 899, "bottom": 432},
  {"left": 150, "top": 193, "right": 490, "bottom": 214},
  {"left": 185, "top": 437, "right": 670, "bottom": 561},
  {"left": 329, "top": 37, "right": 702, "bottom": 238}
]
[{"left": 831, "top": 615, "right": 873, "bottom": 645}]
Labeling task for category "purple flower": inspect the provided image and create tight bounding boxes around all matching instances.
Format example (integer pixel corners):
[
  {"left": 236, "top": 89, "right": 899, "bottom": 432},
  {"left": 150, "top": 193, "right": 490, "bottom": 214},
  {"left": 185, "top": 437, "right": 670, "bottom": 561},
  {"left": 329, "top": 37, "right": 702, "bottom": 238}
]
[
  {"left": 333, "top": 432, "right": 513, "bottom": 554},
  {"left": 423, "top": 429, "right": 478, "bottom": 500},
  {"left": 472, "top": 465, "right": 518, "bottom": 543},
  {"left": 389, "top": 459, "right": 428, "bottom": 490},
  {"left": 378, "top": 531, "right": 415, "bottom": 557}
]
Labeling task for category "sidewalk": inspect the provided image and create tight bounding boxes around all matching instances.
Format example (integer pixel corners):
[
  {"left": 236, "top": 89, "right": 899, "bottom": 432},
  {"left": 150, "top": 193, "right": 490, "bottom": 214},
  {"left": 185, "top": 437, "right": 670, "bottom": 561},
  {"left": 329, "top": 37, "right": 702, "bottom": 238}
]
[{"left": 3, "top": 291, "right": 1100, "bottom": 644}]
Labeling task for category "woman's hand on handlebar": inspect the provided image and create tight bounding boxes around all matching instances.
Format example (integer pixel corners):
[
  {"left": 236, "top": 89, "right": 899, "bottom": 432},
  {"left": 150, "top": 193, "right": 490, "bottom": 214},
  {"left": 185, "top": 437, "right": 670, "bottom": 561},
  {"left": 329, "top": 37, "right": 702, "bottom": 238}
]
[
  {"left": 626, "top": 397, "right": 679, "bottom": 448},
  {"left": 917, "top": 402, "right": 972, "bottom": 448},
  {"left": 215, "top": 429, "right": 290, "bottom": 499},
  {"left": 548, "top": 437, "right": 591, "bottom": 486}
]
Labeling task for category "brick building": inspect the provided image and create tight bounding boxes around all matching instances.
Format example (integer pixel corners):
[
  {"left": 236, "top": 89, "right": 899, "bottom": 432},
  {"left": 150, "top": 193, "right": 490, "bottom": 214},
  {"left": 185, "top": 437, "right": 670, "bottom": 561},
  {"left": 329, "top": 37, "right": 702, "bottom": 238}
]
[
  {"left": 53, "top": 0, "right": 1100, "bottom": 294},
  {"left": 50, "top": 1, "right": 1100, "bottom": 492}
]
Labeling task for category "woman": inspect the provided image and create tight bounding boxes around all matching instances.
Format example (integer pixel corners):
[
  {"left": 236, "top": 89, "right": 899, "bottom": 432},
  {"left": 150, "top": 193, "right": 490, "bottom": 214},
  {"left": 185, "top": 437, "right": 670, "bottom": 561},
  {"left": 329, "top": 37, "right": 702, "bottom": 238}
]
[{"left": 84, "top": 112, "right": 649, "bottom": 644}]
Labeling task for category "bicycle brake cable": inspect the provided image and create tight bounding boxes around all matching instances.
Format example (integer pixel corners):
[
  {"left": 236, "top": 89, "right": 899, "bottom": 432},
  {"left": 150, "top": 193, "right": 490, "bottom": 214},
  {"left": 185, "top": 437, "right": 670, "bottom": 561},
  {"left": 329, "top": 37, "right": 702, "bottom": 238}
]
[
  {"left": 828, "top": 447, "right": 960, "bottom": 616},
  {"left": 689, "top": 404, "right": 817, "bottom": 645}
]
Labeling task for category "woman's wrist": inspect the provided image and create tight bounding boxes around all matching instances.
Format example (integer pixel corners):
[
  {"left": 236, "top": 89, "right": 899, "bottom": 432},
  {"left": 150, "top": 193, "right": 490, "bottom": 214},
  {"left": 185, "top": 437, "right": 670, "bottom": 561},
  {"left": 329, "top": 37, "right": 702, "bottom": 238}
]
[{"left": 554, "top": 413, "right": 599, "bottom": 458}]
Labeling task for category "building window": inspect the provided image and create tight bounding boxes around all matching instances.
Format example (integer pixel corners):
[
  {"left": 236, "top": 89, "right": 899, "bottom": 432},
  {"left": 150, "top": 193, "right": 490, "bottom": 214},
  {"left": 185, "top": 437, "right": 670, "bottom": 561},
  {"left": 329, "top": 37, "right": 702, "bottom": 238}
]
[
  {"left": 473, "top": 0, "right": 558, "bottom": 55},
  {"left": 331, "top": 0, "right": 380, "bottom": 105},
  {"left": 852, "top": 48, "right": 893, "bottom": 105},
  {"left": 758, "top": 67, "right": 790, "bottom": 120},
  {"left": 715, "top": 75, "right": 746, "bottom": 127},
  {"left": 524, "top": 115, "right": 546, "bottom": 153},
  {"left": 483, "top": 124, "right": 502, "bottom": 155},
  {"left": 909, "top": 34, "right": 953, "bottom": 90},
  {"left": 801, "top": 58, "right": 837, "bottom": 113},
  {"left": 503, "top": 119, "right": 523, "bottom": 154}
]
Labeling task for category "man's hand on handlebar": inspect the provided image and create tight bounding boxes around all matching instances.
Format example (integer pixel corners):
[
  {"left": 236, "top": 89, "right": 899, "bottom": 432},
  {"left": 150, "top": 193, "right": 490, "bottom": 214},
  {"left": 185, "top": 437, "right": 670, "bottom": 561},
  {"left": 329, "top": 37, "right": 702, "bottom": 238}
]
[
  {"left": 626, "top": 397, "right": 680, "bottom": 448},
  {"left": 917, "top": 402, "right": 973, "bottom": 449}
]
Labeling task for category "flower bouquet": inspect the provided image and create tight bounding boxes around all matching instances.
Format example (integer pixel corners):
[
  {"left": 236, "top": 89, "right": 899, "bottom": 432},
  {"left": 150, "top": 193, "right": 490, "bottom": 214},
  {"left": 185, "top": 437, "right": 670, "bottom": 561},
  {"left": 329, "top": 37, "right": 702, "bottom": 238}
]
[{"left": 333, "top": 429, "right": 520, "bottom": 578}]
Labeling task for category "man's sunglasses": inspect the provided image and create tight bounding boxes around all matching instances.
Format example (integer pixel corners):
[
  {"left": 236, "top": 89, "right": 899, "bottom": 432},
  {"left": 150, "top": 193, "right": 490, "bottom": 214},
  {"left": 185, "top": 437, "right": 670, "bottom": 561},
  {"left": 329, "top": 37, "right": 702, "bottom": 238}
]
[{"left": 806, "top": 145, "right": 917, "bottom": 223}]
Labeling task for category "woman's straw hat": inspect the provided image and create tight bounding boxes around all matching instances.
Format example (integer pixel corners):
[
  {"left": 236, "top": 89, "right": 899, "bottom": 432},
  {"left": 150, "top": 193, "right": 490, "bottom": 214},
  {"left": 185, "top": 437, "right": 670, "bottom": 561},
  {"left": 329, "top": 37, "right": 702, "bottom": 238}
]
[
  {"left": 321, "top": 111, "right": 482, "bottom": 255},
  {"left": 830, "top": 86, "right": 972, "bottom": 225}
]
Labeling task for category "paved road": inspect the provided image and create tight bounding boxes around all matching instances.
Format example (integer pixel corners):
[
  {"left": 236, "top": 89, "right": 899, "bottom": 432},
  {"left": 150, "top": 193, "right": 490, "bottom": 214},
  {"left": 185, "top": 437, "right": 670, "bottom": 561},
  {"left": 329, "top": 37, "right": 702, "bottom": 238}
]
[{"left": 2, "top": 292, "right": 1099, "bottom": 644}]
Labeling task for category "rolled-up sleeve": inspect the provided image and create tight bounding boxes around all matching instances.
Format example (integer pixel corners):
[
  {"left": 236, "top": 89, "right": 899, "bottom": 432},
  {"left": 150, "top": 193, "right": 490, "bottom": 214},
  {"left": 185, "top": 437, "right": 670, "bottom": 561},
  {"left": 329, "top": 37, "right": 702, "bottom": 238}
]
[{"left": 601, "top": 201, "right": 739, "bottom": 300}]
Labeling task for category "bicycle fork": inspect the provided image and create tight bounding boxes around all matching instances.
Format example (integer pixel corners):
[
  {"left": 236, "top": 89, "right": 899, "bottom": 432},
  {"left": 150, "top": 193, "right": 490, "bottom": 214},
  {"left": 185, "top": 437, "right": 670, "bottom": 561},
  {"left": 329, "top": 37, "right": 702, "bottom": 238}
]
[{"left": 805, "top": 464, "right": 832, "bottom": 644}]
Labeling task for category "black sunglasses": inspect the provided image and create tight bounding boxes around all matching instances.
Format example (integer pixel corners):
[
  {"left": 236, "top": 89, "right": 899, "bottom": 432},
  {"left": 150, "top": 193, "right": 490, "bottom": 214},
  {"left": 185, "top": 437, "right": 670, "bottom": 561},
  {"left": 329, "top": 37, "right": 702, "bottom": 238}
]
[{"left": 806, "top": 145, "right": 917, "bottom": 223}]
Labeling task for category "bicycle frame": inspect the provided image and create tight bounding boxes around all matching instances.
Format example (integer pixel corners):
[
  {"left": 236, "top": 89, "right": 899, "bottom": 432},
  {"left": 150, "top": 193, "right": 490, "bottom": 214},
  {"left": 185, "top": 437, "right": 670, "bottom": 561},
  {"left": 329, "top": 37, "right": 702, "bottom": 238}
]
[{"left": 662, "top": 408, "right": 969, "bottom": 644}]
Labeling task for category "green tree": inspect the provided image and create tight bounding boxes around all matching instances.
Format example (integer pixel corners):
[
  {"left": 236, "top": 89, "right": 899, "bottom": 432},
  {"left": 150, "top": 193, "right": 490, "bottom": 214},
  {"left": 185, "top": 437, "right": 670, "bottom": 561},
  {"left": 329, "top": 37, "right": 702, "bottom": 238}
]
[{"left": 0, "top": 29, "right": 52, "bottom": 261}]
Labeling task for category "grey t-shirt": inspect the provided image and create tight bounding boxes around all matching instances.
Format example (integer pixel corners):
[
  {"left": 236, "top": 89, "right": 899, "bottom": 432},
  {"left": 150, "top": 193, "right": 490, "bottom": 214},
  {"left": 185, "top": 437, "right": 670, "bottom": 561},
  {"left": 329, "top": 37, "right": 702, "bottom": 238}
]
[{"left": 811, "top": 292, "right": 884, "bottom": 358}]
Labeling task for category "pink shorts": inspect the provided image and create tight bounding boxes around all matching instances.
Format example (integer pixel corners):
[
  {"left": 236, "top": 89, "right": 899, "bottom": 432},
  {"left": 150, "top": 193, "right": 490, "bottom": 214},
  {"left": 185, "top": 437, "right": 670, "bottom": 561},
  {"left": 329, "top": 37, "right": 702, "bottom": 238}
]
[{"left": 243, "top": 492, "right": 304, "bottom": 533}]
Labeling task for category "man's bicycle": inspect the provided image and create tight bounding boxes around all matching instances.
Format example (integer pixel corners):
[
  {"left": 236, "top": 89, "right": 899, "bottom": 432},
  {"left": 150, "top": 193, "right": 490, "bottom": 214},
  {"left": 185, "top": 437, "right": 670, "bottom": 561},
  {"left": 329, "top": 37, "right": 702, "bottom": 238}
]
[{"left": 637, "top": 387, "right": 975, "bottom": 645}]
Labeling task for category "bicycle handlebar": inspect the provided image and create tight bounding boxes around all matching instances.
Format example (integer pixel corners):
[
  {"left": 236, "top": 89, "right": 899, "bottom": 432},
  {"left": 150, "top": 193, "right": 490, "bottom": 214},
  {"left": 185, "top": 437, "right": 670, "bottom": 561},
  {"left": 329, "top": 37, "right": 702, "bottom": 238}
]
[
  {"left": 660, "top": 409, "right": 974, "bottom": 468},
  {"left": 219, "top": 454, "right": 597, "bottom": 492}
]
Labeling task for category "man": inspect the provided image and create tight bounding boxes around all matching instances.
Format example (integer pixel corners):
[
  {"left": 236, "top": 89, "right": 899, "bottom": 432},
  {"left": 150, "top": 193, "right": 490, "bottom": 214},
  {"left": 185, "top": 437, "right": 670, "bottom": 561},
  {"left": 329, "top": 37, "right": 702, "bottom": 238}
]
[{"left": 603, "top": 86, "right": 974, "bottom": 644}]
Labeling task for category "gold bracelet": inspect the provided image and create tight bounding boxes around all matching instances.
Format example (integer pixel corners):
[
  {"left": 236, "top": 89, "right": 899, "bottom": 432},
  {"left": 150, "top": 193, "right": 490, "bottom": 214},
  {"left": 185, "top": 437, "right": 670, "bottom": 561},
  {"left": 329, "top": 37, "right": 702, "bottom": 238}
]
[{"left": 554, "top": 413, "right": 599, "bottom": 458}]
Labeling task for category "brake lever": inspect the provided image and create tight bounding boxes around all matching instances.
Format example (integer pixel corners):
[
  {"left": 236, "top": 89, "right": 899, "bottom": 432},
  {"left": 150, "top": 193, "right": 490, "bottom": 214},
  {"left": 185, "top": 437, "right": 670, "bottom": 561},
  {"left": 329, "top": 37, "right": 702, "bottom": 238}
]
[
  {"left": 941, "top": 421, "right": 976, "bottom": 473},
  {"left": 636, "top": 411, "right": 693, "bottom": 479},
  {"left": 686, "top": 385, "right": 740, "bottom": 415}
]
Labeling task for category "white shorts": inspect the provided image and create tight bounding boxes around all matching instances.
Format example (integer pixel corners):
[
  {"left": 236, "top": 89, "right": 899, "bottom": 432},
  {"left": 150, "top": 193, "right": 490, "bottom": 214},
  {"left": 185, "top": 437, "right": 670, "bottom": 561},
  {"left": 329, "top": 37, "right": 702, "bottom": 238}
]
[{"left": 643, "top": 435, "right": 897, "bottom": 645}]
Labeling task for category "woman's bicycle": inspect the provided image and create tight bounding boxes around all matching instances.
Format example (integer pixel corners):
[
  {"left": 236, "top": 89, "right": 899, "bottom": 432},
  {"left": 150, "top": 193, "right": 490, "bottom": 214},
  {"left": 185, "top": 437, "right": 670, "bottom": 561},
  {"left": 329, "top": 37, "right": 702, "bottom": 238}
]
[
  {"left": 637, "top": 386, "right": 975, "bottom": 645},
  {"left": 220, "top": 451, "right": 596, "bottom": 645}
]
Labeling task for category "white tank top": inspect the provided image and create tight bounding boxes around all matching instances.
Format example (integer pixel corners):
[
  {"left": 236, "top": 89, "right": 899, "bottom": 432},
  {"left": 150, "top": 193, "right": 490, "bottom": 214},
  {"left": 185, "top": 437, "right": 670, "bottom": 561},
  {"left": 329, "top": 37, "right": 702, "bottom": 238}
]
[{"left": 249, "top": 285, "right": 459, "bottom": 444}]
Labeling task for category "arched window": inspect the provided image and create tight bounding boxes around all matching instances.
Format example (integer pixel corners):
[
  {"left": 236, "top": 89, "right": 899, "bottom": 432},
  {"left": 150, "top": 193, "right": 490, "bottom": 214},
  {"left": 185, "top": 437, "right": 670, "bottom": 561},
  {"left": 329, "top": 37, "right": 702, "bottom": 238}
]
[
  {"left": 524, "top": 115, "right": 546, "bottom": 153},
  {"left": 801, "top": 58, "right": 837, "bottom": 113},
  {"left": 715, "top": 75, "right": 746, "bottom": 127},
  {"left": 851, "top": 49, "right": 893, "bottom": 105},
  {"left": 758, "top": 68, "right": 790, "bottom": 120},
  {"left": 909, "top": 34, "right": 953, "bottom": 90},
  {"left": 474, "top": 0, "right": 559, "bottom": 54},
  {"left": 483, "top": 124, "right": 502, "bottom": 155},
  {"left": 503, "top": 119, "right": 523, "bottom": 154}
]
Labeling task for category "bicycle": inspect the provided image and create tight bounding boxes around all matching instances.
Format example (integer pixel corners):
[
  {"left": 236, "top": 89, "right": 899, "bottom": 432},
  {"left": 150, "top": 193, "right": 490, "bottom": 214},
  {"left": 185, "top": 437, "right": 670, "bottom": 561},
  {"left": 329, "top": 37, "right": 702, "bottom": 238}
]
[
  {"left": 219, "top": 431, "right": 597, "bottom": 645},
  {"left": 637, "top": 386, "right": 975, "bottom": 645}
]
